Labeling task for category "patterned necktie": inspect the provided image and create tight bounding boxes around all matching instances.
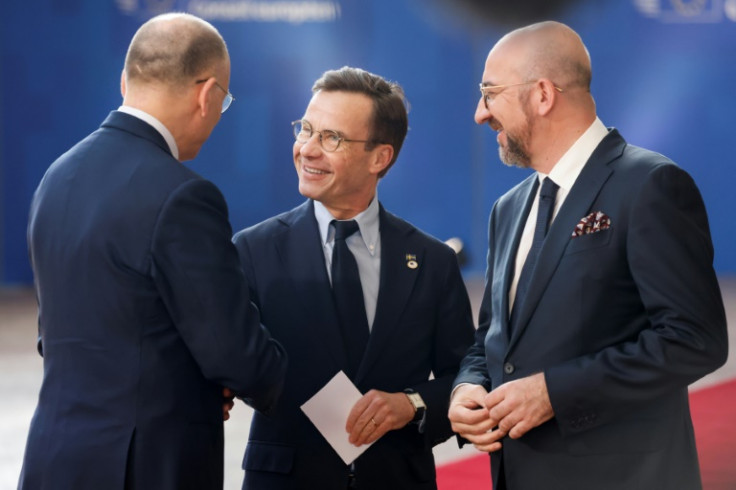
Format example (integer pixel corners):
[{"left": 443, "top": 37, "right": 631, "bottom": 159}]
[
  {"left": 511, "top": 177, "right": 559, "bottom": 329},
  {"left": 331, "top": 220, "right": 369, "bottom": 378}
]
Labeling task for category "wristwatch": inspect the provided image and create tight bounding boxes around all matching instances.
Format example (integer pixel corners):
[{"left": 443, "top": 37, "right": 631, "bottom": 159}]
[{"left": 404, "top": 389, "right": 426, "bottom": 423}]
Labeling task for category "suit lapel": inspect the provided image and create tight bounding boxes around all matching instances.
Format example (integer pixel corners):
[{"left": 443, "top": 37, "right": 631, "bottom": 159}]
[
  {"left": 275, "top": 200, "right": 348, "bottom": 371},
  {"left": 509, "top": 130, "right": 625, "bottom": 349},
  {"left": 355, "top": 206, "right": 420, "bottom": 381},
  {"left": 501, "top": 176, "right": 538, "bottom": 337}
]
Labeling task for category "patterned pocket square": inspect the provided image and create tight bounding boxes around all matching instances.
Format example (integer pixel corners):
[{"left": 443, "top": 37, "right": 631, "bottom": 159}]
[{"left": 571, "top": 211, "right": 611, "bottom": 237}]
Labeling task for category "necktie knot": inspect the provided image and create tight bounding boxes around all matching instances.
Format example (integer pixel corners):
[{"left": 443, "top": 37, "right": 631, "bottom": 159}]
[
  {"left": 540, "top": 177, "right": 559, "bottom": 200},
  {"left": 333, "top": 220, "right": 360, "bottom": 241}
]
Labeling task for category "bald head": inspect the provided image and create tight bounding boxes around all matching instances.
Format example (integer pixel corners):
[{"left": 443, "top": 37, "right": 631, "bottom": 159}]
[
  {"left": 494, "top": 21, "right": 591, "bottom": 92},
  {"left": 124, "top": 13, "right": 228, "bottom": 89}
]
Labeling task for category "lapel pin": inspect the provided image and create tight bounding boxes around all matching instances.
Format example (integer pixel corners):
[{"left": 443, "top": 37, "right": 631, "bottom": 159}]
[{"left": 406, "top": 254, "right": 418, "bottom": 269}]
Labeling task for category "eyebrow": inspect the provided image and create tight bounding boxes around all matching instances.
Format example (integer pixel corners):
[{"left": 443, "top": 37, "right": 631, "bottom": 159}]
[
  {"left": 301, "top": 119, "right": 345, "bottom": 137},
  {"left": 480, "top": 80, "right": 503, "bottom": 89}
]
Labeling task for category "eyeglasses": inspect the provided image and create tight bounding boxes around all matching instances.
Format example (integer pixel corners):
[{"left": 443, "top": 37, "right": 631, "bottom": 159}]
[
  {"left": 195, "top": 78, "right": 235, "bottom": 113},
  {"left": 291, "top": 120, "right": 374, "bottom": 152},
  {"left": 479, "top": 81, "right": 563, "bottom": 109}
]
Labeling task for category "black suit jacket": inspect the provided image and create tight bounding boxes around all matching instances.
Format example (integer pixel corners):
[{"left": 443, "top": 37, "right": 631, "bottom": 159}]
[
  {"left": 233, "top": 200, "right": 475, "bottom": 489},
  {"left": 455, "top": 129, "right": 728, "bottom": 490},
  {"left": 20, "top": 111, "right": 287, "bottom": 490}
]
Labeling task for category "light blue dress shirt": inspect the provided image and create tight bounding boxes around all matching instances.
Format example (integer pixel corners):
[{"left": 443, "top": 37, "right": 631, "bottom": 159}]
[{"left": 314, "top": 198, "right": 380, "bottom": 330}]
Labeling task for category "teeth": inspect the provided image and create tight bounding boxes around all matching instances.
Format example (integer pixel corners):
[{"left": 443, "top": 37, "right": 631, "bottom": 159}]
[{"left": 304, "top": 166, "right": 328, "bottom": 175}]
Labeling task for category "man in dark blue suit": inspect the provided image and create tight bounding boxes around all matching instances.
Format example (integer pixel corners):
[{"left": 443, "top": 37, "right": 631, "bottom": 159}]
[
  {"left": 19, "top": 13, "right": 287, "bottom": 490},
  {"left": 448, "top": 21, "right": 728, "bottom": 490},
  {"left": 232, "top": 67, "right": 475, "bottom": 489}
]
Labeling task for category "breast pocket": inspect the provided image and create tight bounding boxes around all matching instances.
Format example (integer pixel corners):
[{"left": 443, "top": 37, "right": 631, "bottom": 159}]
[{"left": 565, "top": 228, "right": 613, "bottom": 255}]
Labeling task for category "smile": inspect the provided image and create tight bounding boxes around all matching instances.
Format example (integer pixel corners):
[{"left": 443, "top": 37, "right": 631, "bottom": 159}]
[{"left": 303, "top": 166, "right": 329, "bottom": 175}]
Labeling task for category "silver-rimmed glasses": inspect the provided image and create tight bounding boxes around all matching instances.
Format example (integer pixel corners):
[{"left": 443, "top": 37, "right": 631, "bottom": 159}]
[
  {"left": 195, "top": 78, "right": 235, "bottom": 113},
  {"left": 479, "top": 81, "right": 563, "bottom": 109}
]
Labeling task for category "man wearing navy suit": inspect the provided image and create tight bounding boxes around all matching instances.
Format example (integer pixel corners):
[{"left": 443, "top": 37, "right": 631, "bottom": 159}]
[
  {"left": 232, "top": 67, "right": 475, "bottom": 489},
  {"left": 19, "top": 13, "right": 287, "bottom": 490},
  {"left": 448, "top": 21, "right": 728, "bottom": 490}
]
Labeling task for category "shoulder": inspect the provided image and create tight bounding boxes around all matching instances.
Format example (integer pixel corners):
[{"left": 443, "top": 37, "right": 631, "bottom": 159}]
[
  {"left": 380, "top": 207, "right": 456, "bottom": 257},
  {"left": 233, "top": 201, "right": 310, "bottom": 246}
]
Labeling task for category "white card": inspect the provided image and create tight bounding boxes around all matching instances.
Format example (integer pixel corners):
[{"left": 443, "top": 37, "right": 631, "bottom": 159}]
[{"left": 300, "top": 370, "right": 373, "bottom": 464}]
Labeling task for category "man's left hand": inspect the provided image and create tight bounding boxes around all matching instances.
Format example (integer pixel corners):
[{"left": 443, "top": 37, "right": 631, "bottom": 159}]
[
  {"left": 346, "top": 390, "right": 415, "bottom": 446},
  {"left": 482, "top": 373, "right": 554, "bottom": 442}
]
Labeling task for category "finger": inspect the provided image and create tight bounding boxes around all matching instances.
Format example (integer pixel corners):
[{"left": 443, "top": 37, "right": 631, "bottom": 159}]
[
  {"left": 362, "top": 417, "right": 387, "bottom": 445},
  {"left": 488, "top": 397, "right": 516, "bottom": 428},
  {"left": 473, "top": 440, "right": 503, "bottom": 453},
  {"left": 346, "top": 391, "right": 380, "bottom": 432},
  {"left": 223, "top": 387, "right": 234, "bottom": 399},
  {"left": 452, "top": 418, "right": 497, "bottom": 437},
  {"left": 449, "top": 404, "right": 491, "bottom": 426},
  {"left": 464, "top": 427, "right": 505, "bottom": 447},
  {"left": 346, "top": 397, "right": 370, "bottom": 432},
  {"left": 350, "top": 415, "right": 379, "bottom": 446},
  {"left": 508, "top": 422, "right": 528, "bottom": 440}
]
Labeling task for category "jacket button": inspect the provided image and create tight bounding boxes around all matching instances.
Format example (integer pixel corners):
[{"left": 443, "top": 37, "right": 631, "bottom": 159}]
[{"left": 503, "top": 362, "right": 515, "bottom": 374}]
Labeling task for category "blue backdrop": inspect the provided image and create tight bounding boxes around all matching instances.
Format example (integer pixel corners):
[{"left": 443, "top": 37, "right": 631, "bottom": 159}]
[{"left": 2, "top": 0, "right": 734, "bottom": 286}]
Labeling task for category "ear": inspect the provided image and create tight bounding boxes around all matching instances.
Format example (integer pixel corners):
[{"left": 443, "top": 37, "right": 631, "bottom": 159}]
[
  {"left": 196, "top": 77, "right": 216, "bottom": 117},
  {"left": 536, "top": 78, "right": 560, "bottom": 116},
  {"left": 369, "top": 144, "right": 394, "bottom": 176},
  {"left": 120, "top": 70, "right": 127, "bottom": 97}
]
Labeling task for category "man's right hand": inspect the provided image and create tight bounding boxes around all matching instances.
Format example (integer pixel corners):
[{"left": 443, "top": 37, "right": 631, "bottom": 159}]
[{"left": 448, "top": 384, "right": 503, "bottom": 453}]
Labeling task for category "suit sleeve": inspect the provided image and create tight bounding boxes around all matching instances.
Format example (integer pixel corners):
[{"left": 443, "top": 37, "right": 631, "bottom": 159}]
[
  {"left": 413, "top": 246, "right": 476, "bottom": 446},
  {"left": 150, "top": 178, "right": 287, "bottom": 414},
  {"left": 453, "top": 205, "right": 499, "bottom": 391},
  {"left": 546, "top": 163, "right": 728, "bottom": 435}
]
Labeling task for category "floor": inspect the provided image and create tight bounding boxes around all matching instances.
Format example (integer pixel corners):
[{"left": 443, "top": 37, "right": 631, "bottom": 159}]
[{"left": 2, "top": 277, "right": 734, "bottom": 489}]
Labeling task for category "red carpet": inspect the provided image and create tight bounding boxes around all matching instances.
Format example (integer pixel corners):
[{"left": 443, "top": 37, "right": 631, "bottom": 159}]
[{"left": 436, "top": 379, "right": 736, "bottom": 490}]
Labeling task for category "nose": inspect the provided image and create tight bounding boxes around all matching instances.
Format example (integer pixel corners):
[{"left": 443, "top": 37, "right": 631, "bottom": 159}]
[
  {"left": 474, "top": 97, "right": 491, "bottom": 125},
  {"left": 299, "top": 132, "right": 323, "bottom": 157}
]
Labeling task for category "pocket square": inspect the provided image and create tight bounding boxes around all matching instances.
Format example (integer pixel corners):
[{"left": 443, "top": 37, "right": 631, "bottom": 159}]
[{"left": 571, "top": 211, "right": 611, "bottom": 237}]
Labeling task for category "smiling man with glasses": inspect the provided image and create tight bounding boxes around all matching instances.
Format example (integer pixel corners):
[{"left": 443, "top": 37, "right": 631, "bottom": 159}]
[
  {"left": 231, "top": 66, "right": 475, "bottom": 490},
  {"left": 450, "top": 20, "right": 727, "bottom": 490},
  {"left": 19, "top": 13, "right": 287, "bottom": 490}
]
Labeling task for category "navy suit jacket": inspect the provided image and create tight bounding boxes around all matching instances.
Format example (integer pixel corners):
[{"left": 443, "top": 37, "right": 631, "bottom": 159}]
[
  {"left": 20, "top": 111, "right": 287, "bottom": 490},
  {"left": 233, "top": 200, "right": 475, "bottom": 489},
  {"left": 455, "top": 129, "right": 728, "bottom": 490}
]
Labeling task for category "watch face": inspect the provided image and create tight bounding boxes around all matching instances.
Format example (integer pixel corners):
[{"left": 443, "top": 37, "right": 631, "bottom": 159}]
[{"left": 409, "top": 393, "right": 426, "bottom": 409}]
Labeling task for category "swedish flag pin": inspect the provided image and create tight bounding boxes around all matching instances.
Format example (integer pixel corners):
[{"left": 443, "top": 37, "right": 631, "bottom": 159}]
[{"left": 406, "top": 254, "right": 418, "bottom": 269}]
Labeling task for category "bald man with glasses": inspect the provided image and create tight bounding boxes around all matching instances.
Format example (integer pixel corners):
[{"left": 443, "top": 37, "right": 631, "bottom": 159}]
[{"left": 19, "top": 13, "right": 286, "bottom": 490}]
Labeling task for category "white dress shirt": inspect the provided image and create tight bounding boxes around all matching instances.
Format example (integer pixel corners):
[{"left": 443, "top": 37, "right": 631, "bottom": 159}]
[{"left": 508, "top": 118, "right": 609, "bottom": 312}]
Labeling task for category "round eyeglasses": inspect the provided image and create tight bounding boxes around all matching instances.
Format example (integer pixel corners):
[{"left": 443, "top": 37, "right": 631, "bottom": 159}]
[
  {"left": 291, "top": 120, "right": 374, "bottom": 152},
  {"left": 195, "top": 78, "right": 235, "bottom": 113},
  {"left": 479, "top": 81, "right": 563, "bottom": 110}
]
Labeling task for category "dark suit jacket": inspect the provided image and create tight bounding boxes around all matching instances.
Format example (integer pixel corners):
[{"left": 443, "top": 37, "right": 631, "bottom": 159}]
[
  {"left": 232, "top": 200, "right": 475, "bottom": 489},
  {"left": 20, "top": 111, "right": 287, "bottom": 490},
  {"left": 454, "top": 129, "right": 728, "bottom": 490}
]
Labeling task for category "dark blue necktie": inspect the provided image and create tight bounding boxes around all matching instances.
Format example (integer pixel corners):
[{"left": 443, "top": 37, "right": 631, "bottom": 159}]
[
  {"left": 331, "top": 220, "right": 369, "bottom": 378},
  {"left": 510, "top": 177, "right": 559, "bottom": 330}
]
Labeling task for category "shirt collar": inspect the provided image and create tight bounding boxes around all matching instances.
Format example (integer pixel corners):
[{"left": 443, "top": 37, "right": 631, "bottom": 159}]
[
  {"left": 118, "top": 105, "right": 180, "bottom": 160},
  {"left": 314, "top": 197, "right": 380, "bottom": 256},
  {"left": 539, "top": 117, "right": 608, "bottom": 190}
]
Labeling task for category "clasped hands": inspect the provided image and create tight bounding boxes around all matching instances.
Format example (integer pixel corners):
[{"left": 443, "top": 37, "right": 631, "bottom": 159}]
[{"left": 448, "top": 373, "right": 554, "bottom": 453}]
